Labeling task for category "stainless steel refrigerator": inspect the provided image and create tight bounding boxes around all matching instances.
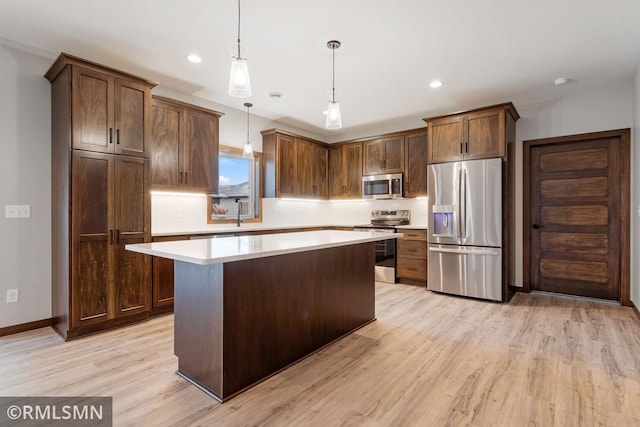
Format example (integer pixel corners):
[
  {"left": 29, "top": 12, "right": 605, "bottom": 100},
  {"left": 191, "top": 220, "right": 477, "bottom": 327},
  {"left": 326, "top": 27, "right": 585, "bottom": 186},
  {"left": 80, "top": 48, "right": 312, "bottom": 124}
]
[{"left": 427, "top": 158, "right": 502, "bottom": 301}]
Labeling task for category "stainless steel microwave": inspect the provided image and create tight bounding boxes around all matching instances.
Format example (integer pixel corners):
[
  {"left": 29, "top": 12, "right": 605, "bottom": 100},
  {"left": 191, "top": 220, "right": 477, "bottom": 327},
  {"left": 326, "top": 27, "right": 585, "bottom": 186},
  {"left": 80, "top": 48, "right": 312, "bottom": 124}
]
[{"left": 362, "top": 173, "right": 403, "bottom": 199}]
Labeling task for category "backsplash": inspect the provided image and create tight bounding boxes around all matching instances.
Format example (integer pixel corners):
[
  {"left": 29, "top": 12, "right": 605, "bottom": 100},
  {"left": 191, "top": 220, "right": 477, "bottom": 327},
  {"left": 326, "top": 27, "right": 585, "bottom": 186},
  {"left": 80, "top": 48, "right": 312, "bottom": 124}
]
[{"left": 152, "top": 192, "right": 428, "bottom": 233}]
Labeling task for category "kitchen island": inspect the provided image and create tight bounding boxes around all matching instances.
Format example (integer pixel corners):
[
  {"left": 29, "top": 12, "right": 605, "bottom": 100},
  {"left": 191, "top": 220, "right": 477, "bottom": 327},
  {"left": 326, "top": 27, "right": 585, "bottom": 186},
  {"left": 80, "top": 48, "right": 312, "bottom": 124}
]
[{"left": 126, "top": 230, "right": 401, "bottom": 401}]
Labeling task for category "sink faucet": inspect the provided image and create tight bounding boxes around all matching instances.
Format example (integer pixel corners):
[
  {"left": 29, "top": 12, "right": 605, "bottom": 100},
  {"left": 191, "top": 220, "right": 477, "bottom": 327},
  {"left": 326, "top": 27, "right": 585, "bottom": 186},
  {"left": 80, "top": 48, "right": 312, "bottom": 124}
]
[{"left": 235, "top": 198, "right": 242, "bottom": 227}]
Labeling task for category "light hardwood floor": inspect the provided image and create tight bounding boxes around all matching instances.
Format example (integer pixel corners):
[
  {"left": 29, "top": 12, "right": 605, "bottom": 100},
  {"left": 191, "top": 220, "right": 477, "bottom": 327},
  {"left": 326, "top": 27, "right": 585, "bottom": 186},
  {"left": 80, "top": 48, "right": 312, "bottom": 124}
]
[{"left": 2, "top": 283, "right": 640, "bottom": 426}]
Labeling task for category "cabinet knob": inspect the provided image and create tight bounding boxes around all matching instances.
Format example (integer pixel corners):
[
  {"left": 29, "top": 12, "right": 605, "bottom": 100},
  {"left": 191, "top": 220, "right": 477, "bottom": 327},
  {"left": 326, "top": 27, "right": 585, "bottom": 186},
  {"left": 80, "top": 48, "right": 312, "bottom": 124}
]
[{"left": 532, "top": 223, "right": 543, "bottom": 229}]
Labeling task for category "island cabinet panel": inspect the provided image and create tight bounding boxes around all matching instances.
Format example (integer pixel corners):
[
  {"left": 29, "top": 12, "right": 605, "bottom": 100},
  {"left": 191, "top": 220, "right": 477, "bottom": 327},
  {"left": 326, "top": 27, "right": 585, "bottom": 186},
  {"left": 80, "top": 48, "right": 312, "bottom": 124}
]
[
  {"left": 262, "top": 129, "right": 328, "bottom": 198},
  {"left": 46, "top": 53, "right": 156, "bottom": 340},
  {"left": 172, "top": 242, "right": 375, "bottom": 401},
  {"left": 425, "top": 103, "right": 519, "bottom": 164},
  {"left": 329, "top": 142, "right": 363, "bottom": 198},
  {"left": 150, "top": 96, "right": 222, "bottom": 193},
  {"left": 363, "top": 136, "right": 405, "bottom": 175},
  {"left": 404, "top": 130, "right": 428, "bottom": 197}
]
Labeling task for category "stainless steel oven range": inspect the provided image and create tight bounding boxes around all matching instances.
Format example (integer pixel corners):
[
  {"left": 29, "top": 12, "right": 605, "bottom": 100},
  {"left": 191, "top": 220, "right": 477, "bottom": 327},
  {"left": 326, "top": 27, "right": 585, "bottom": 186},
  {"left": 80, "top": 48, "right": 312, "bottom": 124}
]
[{"left": 353, "top": 209, "right": 410, "bottom": 283}]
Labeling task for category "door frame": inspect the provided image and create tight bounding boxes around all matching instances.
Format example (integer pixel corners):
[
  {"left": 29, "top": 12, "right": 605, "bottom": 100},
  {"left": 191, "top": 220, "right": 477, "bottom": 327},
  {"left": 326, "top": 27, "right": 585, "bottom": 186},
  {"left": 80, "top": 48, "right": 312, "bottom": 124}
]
[{"left": 523, "top": 128, "right": 631, "bottom": 305}]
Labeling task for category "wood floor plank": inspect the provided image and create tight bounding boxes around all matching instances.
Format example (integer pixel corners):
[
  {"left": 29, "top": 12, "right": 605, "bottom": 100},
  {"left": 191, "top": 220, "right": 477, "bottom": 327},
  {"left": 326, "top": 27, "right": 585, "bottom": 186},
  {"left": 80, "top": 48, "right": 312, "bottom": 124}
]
[{"left": 2, "top": 283, "right": 640, "bottom": 426}]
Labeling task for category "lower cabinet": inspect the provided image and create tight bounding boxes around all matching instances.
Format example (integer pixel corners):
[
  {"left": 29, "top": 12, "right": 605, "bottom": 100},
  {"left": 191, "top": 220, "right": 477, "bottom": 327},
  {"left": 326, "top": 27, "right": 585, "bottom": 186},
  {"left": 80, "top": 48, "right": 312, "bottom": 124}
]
[
  {"left": 396, "top": 229, "right": 428, "bottom": 287},
  {"left": 151, "top": 235, "right": 189, "bottom": 313}
]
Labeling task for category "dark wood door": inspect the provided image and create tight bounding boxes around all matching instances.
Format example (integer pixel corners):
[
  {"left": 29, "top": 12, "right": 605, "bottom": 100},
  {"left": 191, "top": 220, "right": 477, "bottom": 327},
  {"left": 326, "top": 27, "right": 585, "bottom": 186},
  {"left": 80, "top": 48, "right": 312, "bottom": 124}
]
[
  {"left": 150, "top": 101, "right": 181, "bottom": 189},
  {"left": 344, "top": 143, "right": 363, "bottom": 197},
  {"left": 296, "top": 138, "right": 315, "bottom": 196},
  {"left": 529, "top": 138, "right": 621, "bottom": 300},
  {"left": 404, "top": 131, "right": 428, "bottom": 197},
  {"left": 114, "top": 156, "right": 151, "bottom": 317},
  {"left": 71, "top": 150, "right": 114, "bottom": 327},
  {"left": 114, "top": 79, "right": 150, "bottom": 158},
  {"left": 363, "top": 139, "right": 384, "bottom": 175},
  {"left": 277, "top": 134, "right": 297, "bottom": 196},
  {"left": 382, "top": 136, "right": 405, "bottom": 173},
  {"left": 328, "top": 146, "right": 344, "bottom": 198},
  {"left": 72, "top": 67, "right": 114, "bottom": 153},
  {"left": 314, "top": 144, "right": 328, "bottom": 197},
  {"left": 152, "top": 235, "right": 189, "bottom": 310},
  {"left": 427, "top": 116, "right": 464, "bottom": 164},
  {"left": 465, "top": 109, "right": 505, "bottom": 160},
  {"left": 183, "top": 109, "right": 219, "bottom": 193}
]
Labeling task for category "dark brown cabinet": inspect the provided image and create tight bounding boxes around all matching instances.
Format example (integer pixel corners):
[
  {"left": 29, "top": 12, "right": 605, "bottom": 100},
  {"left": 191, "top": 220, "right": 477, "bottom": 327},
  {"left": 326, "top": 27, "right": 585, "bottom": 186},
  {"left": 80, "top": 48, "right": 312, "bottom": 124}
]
[
  {"left": 151, "top": 96, "right": 222, "bottom": 193},
  {"left": 363, "top": 136, "right": 405, "bottom": 175},
  {"left": 262, "top": 129, "right": 328, "bottom": 198},
  {"left": 46, "top": 53, "right": 155, "bottom": 340},
  {"left": 151, "top": 234, "right": 189, "bottom": 313},
  {"left": 404, "top": 130, "right": 428, "bottom": 198},
  {"left": 396, "top": 229, "right": 428, "bottom": 286},
  {"left": 69, "top": 63, "right": 151, "bottom": 157},
  {"left": 329, "top": 142, "right": 363, "bottom": 199},
  {"left": 425, "top": 103, "right": 519, "bottom": 164}
]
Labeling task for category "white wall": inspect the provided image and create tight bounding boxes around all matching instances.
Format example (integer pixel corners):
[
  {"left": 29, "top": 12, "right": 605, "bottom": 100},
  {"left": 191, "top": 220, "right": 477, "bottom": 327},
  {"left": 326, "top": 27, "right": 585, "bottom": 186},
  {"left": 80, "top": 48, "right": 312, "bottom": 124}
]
[
  {"left": 514, "top": 79, "right": 635, "bottom": 287},
  {"left": 0, "top": 44, "right": 51, "bottom": 328},
  {"left": 632, "top": 65, "right": 640, "bottom": 307}
]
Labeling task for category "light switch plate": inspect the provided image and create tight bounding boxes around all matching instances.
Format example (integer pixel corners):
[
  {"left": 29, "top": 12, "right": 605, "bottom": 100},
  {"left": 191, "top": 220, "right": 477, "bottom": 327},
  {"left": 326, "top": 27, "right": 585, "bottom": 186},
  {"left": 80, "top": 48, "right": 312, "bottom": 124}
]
[
  {"left": 5, "top": 205, "right": 31, "bottom": 218},
  {"left": 6, "top": 289, "right": 18, "bottom": 303}
]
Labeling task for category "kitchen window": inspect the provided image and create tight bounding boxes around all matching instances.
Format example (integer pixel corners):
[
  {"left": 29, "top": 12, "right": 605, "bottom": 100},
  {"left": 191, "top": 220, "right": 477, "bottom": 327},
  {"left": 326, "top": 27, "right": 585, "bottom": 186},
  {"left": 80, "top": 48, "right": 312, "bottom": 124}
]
[{"left": 208, "top": 145, "right": 262, "bottom": 224}]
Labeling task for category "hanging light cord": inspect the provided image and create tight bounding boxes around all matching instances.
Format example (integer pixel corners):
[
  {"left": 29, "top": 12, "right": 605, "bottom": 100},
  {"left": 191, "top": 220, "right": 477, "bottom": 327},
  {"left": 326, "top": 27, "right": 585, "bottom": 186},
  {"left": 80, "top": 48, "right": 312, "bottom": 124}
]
[
  {"left": 331, "top": 46, "right": 336, "bottom": 102},
  {"left": 246, "top": 105, "right": 250, "bottom": 141},
  {"left": 236, "top": 0, "right": 241, "bottom": 59}
]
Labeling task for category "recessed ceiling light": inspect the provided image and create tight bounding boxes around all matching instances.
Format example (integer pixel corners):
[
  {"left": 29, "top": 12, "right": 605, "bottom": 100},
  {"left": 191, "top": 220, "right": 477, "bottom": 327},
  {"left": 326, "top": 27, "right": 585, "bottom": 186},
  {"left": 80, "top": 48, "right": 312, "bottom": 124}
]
[
  {"left": 322, "top": 111, "right": 328, "bottom": 115},
  {"left": 268, "top": 91, "right": 283, "bottom": 99},
  {"left": 429, "top": 80, "right": 443, "bottom": 88},
  {"left": 554, "top": 77, "right": 569, "bottom": 86},
  {"left": 187, "top": 54, "right": 202, "bottom": 63}
]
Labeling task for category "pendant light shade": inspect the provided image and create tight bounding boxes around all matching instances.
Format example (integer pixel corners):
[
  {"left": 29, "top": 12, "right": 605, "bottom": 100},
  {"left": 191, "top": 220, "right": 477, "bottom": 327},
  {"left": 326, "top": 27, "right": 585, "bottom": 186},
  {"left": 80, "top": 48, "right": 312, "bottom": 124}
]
[
  {"left": 325, "top": 40, "right": 342, "bottom": 129},
  {"left": 243, "top": 102, "right": 254, "bottom": 159},
  {"left": 229, "top": 0, "right": 252, "bottom": 98}
]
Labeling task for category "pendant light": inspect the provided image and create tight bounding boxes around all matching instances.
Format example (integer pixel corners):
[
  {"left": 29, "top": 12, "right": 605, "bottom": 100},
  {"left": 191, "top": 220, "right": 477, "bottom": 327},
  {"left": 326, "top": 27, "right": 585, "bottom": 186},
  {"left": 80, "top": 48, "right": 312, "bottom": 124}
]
[
  {"left": 229, "top": 0, "right": 252, "bottom": 98},
  {"left": 325, "top": 40, "right": 342, "bottom": 129},
  {"left": 242, "top": 102, "right": 254, "bottom": 159}
]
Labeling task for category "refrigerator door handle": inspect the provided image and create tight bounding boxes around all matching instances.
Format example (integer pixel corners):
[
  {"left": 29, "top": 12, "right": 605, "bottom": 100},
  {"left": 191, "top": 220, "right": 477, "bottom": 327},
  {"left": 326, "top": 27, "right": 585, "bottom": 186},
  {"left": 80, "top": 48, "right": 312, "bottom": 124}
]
[
  {"left": 461, "top": 168, "right": 467, "bottom": 238},
  {"left": 456, "top": 168, "right": 462, "bottom": 238},
  {"left": 429, "top": 247, "right": 500, "bottom": 256}
]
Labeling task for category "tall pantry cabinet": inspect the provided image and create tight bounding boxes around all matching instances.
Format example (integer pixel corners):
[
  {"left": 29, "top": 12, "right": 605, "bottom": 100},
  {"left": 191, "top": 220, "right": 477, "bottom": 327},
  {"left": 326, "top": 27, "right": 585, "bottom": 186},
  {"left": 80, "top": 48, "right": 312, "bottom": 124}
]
[{"left": 46, "top": 53, "right": 156, "bottom": 340}]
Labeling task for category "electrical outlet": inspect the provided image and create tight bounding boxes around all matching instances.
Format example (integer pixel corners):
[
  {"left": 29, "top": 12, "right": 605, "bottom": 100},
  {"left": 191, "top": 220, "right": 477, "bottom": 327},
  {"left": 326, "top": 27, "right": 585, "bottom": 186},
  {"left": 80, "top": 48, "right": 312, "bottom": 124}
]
[
  {"left": 6, "top": 289, "right": 18, "bottom": 303},
  {"left": 5, "top": 205, "right": 31, "bottom": 218}
]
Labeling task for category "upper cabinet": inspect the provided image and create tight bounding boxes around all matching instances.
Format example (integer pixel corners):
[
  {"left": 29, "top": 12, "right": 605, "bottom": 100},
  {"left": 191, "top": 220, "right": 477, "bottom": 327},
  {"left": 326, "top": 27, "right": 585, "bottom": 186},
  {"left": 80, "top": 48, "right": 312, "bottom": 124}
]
[
  {"left": 150, "top": 96, "right": 222, "bottom": 193},
  {"left": 329, "top": 142, "right": 363, "bottom": 199},
  {"left": 403, "top": 130, "right": 428, "bottom": 198},
  {"left": 45, "top": 53, "right": 155, "bottom": 158},
  {"left": 424, "top": 103, "right": 519, "bottom": 164},
  {"left": 262, "top": 129, "right": 328, "bottom": 199},
  {"left": 363, "top": 136, "right": 405, "bottom": 175}
]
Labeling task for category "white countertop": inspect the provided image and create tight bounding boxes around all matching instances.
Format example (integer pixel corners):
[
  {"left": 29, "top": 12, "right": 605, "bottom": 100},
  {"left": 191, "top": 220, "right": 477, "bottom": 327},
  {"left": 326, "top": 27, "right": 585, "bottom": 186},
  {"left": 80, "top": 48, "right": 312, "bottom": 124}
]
[
  {"left": 127, "top": 230, "right": 403, "bottom": 265},
  {"left": 152, "top": 223, "right": 426, "bottom": 237}
]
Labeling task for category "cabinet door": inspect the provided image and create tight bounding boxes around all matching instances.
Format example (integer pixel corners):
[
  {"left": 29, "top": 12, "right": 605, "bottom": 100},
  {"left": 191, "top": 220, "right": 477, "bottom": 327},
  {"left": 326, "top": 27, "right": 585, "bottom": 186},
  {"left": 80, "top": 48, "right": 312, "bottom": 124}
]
[
  {"left": 71, "top": 151, "right": 114, "bottom": 328},
  {"left": 363, "top": 139, "right": 384, "bottom": 175},
  {"left": 328, "top": 146, "right": 344, "bottom": 198},
  {"left": 344, "top": 143, "right": 363, "bottom": 197},
  {"left": 404, "top": 131, "right": 428, "bottom": 197},
  {"left": 71, "top": 67, "right": 114, "bottom": 153},
  {"left": 152, "top": 235, "right": 188, "bottom": 309},
  {"left": 314, "top": 144, "right": 328, "bottom": 197},
  {"left": 114, "top": 79, "right": 150, "bottom": 157},
  {"left": 427, "top": 116, "right": 464, "bottom": 163},
  {"left": 114, "top": 156, "right": 151, "bottom": 317},
  {"left": 465, "top": 109, "right": 505, "bottom": 159},
  {"left": 182, "top": 109, "right": 219, "bottom": 192},
  {"left": 277, "top": 134, "right": 297, "bottom": 196},
  {"left": 382, "top": 136, "right": 405, "bottom": 173},
  {"left": 296, "top": 138, "right": 315, "bottom": 196},
  {"left": 150, "top": 102, "right": 181, "bottom": 189}
]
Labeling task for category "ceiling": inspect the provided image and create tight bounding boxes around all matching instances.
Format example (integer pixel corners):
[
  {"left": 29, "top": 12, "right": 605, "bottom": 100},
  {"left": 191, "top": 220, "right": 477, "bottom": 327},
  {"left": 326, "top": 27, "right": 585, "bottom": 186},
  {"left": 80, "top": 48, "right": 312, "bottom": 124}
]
[{"left": 2, "top": 0, "right": 640, "bottom": 140}]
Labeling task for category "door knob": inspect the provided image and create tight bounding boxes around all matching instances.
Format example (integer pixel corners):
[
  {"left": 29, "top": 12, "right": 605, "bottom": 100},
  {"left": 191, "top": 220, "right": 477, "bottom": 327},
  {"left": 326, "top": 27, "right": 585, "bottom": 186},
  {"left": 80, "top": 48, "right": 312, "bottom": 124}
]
[{"left": 532, "top": 223, "right": 542, "bottom": 229}]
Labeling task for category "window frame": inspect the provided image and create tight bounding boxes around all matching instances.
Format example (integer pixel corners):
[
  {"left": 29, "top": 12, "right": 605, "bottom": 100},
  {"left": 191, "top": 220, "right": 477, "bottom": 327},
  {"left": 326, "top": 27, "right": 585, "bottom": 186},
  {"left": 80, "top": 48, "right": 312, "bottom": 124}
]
[{"left": 207, "top": 145, "right": 263, "bottom": 224}]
